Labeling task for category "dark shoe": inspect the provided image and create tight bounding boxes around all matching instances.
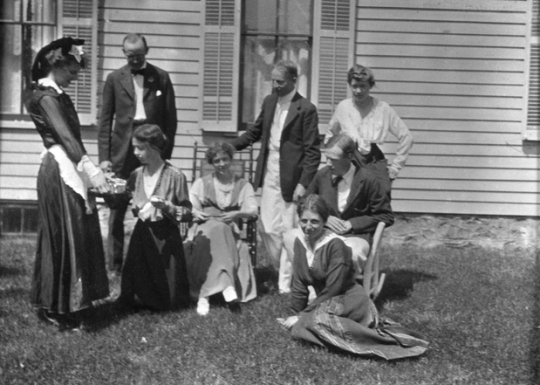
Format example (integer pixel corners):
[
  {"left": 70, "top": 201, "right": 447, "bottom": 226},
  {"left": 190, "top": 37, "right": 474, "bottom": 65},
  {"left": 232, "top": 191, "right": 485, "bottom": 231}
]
[
  {"left": 228, "top": 302, "right": 242, "bottom": 314},
  {"left": 36, "top": 309, "right": 60, "bottom": 327}
]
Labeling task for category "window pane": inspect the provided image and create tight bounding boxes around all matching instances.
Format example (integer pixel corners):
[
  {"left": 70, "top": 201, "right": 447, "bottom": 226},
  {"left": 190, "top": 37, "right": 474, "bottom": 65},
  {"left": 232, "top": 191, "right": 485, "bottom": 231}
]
[
  {"left": 278, "top": 0, "right": 312, "bottom": 35},
  {"left": 242, "top": 36, "right": 310, "bottom": 124},
  {"left": 245, "top": 0, "right": 277, "bottom": 34},
  {"left": 0, "top": 24, "right": 55, "bottom": 114},
  {"left": 24, "top": 0, "right": 56, "bottom": 23},
  {"left": 0, "top": 25, "right": 23, "bottom": 114},
  {"left": 1, "top": 0, "right": 20, "bottom": 21}
]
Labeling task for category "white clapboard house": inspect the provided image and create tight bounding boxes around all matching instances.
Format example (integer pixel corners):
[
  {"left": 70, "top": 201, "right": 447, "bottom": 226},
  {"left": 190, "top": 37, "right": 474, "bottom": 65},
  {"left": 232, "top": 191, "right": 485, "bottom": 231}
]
[{"left": 0, "top": 0, "right": 538, "bottom": 234}]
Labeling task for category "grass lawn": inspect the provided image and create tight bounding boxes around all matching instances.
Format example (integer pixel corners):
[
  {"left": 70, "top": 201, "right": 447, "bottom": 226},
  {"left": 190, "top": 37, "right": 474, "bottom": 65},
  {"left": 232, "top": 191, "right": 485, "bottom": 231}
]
[{"left": 0, "top": 236, "right": 538, "bottom": 385}]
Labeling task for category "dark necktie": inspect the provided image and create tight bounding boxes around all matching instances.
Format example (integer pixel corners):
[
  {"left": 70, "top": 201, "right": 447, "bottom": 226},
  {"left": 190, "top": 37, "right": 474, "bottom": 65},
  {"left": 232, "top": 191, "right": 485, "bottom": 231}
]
[
  {"left": 131, "top": 68, "right": 146, "bottom": 76},
  {"left": 332, "top": 175, "right": 343, "bottom": 188}
]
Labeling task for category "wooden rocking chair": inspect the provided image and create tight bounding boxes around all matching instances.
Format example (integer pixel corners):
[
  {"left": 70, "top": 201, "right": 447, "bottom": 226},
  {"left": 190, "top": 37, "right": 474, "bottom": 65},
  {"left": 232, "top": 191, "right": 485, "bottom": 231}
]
[
  {"left": 362, "top": 222, "right": 386, "bottom": 299},
  {"left": 183, "top": 141, "right": 259, "bottom": 265}
]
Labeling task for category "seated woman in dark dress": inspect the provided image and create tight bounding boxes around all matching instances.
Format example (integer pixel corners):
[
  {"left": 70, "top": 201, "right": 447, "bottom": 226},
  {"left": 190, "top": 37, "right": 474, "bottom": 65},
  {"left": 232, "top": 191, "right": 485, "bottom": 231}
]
[
  {"left": 119, "top": 124, "right": 191, "bottom": 311},
  {"left": 279, "top": 194, "right": 428, "bottom": 360}
]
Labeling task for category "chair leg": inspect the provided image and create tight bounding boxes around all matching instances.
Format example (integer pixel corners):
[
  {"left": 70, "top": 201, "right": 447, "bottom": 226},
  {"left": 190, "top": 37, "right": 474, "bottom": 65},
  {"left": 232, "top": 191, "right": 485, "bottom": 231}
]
[{"left": 374, "top": 273, "right": 386, "bottom": 299}]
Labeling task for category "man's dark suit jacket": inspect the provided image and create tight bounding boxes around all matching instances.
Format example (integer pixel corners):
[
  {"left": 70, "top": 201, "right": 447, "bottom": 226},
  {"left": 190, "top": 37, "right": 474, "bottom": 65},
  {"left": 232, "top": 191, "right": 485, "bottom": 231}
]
[
  {"left": 306, "top": 164, "right": 394, "bottom": 237},
  {"left": 98, "top": 63, "right": 177, "bottom": 178},
  {"left": 231, "top": 92, "right": 320, "bottom": 202}
]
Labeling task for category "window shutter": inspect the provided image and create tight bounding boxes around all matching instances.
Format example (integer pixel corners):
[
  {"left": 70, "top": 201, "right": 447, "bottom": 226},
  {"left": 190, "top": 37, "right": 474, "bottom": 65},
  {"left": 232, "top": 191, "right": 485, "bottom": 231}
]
[
  {"left": 199, "top": 0, "right": 241, "bottom": 132},
  {"left": 524, "top": 0, "right": 539, "bottom": 140},
  {"left": 59, "top": 0, "right": 98, "bottom": 126},
  {"left": 312, "top": 0, "right": 356, "bottom": 133}
]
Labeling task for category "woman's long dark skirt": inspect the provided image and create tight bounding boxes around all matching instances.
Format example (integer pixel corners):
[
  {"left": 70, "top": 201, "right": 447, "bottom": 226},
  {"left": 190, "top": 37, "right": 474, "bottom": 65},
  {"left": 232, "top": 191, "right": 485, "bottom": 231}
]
[
  {"left": 31, "top": 152, "right": 109, "bottom": 314},
  {"left": 121, "top": 219, "right": 190, "bottom": 311}
]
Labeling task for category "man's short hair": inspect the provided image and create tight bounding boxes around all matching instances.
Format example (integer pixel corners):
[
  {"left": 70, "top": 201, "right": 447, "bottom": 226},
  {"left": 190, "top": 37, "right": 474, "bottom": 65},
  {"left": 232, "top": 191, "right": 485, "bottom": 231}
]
[
  {"left": 123, "top": 33, "right": 148, "bottom": 50},
  {"left": 274, "top": 60, "right": 298, "bottom": 82},
  {"left": 325, "top": 133, "right": 357, "bottom": 157}
]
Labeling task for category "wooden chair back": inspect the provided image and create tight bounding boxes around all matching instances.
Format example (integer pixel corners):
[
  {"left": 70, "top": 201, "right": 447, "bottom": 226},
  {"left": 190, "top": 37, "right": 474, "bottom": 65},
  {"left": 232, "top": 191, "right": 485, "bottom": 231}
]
[
  {"left": 186, "top": 141, "right": 258, "bottom": 266},
  {"left": 362, "top": 222, "right": 386, "bottom": 299}
]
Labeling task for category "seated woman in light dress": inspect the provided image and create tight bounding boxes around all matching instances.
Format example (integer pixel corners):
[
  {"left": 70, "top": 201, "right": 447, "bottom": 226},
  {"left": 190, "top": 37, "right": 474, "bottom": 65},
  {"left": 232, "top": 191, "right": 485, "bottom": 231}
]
[
  {"left": 326, "top": 64, "right": 413, "bottom": 191},
  {"left": 279, "top": 194, "right": 428, "bottom": 360},
  {"left": 185, "top": 142, "right": 258, "bottom": 316}
]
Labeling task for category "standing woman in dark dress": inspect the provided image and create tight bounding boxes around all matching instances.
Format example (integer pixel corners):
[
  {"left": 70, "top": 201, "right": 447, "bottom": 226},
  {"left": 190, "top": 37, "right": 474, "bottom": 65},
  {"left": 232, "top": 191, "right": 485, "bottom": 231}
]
[{"left": 25, "top": 37, "right": 111, "bottom": 329}]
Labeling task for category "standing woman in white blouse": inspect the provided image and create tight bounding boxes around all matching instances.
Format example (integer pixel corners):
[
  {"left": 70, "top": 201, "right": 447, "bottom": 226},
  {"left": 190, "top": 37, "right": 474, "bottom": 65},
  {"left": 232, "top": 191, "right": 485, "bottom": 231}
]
[
  {"left": 185, "top": 142, "right": 258, "bottom": 316},
  {"left": 119, "top": 124, "right": 191, "bottom": 311},
  {"left": 326, "top": 64, "right": 413, "bottom": 191}
]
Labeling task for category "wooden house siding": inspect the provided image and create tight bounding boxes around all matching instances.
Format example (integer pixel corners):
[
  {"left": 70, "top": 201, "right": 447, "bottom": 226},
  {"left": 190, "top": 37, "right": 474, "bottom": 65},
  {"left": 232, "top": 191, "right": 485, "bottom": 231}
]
[
  {"left": 356, "top": 0, "right": 539, "bottom": 216},
  {"left": 0, "top": 0, "right": 538, "bottom": 219}
]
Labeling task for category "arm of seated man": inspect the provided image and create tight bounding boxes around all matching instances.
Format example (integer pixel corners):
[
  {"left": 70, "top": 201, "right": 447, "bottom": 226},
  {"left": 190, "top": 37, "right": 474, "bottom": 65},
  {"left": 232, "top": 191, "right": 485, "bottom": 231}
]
[{"left": 326, "top": 216, "right": 353, "bottom": 235}]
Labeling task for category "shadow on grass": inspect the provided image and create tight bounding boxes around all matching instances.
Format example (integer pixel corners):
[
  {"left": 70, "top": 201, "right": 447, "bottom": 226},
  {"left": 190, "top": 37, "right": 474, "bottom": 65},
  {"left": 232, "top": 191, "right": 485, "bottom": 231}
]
[
  {"left": 376, "top": 268, "right": 438, "bottom": 305},
  {"left": 0, "top": 265, "right": 25, "bottom": 278},
  {"left": 530, "top": 251, "right": 540, "bottom": 385},
  {"left": 78, "top": 301, "right": 138, "bottom": 332},
  {"left": 0, "top": 287, "right": 27, "bottom": 301},
  {"left": 254, "top": 266, "right": 279, "bottom": 296}
]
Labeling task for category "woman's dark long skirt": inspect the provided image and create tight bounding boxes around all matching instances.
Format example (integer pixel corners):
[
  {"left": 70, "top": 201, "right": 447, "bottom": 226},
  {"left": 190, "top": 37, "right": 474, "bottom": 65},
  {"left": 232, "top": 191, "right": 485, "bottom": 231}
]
[
  {"left": 121, "top": 219, "right": 190, "bottom": 311},
  {"left": 31, "top": 152, "right": 109, "bottom": 314}
]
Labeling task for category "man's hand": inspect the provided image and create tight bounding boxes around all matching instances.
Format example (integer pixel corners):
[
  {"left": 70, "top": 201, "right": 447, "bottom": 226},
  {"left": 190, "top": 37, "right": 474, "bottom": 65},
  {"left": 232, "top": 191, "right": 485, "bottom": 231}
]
[
  {"left": 100, "top": 160, "right": 113, "bottom": 173},
  {"left": 292, "top": 184, "right": 306, "bottom": 202},
  {"left": 326, "top": 216, "right": 352, "bottom": 235}
]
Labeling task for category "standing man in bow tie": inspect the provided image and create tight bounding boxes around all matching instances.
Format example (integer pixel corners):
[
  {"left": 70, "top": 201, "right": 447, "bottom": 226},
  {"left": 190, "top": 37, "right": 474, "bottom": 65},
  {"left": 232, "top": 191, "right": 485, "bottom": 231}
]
[
  {"left": 98, "top": 33, "right": 177, "bottom": 275},
  {"left": 231, "top": 60, "right": 320, "bottom": 293}
]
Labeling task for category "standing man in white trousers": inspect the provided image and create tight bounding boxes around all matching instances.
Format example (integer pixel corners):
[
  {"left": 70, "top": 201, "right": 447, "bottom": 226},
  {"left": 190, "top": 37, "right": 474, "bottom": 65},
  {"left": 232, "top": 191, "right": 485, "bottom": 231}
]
[{"left": 231, "top": 60, "right": 321, "bottom": 293}]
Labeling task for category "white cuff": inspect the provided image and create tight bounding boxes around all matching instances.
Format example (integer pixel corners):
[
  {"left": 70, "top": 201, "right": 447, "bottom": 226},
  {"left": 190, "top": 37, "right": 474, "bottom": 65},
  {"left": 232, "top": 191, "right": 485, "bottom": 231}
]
[{"left": 77, "top": 155, "right": 101, "bottom": 178}]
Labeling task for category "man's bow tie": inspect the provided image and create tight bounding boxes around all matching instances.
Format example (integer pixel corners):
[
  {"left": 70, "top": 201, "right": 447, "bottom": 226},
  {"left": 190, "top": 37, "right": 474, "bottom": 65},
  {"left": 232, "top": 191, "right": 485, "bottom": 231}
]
[{"left": 131, "top": 68, "right": 146, "bottom": 76}]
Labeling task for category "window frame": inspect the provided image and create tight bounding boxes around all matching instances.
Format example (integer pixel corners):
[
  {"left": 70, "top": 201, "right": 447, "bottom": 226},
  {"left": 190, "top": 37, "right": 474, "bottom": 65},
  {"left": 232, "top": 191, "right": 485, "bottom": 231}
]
[
  {"left": 199, "top": 0, "right": 356, "bottom": 134},
  {"left": 0, "top": 0, "right": 98, "bottom": 129},
  {"left": 523, "top": 0, "right": 539, "bottom": 141}
]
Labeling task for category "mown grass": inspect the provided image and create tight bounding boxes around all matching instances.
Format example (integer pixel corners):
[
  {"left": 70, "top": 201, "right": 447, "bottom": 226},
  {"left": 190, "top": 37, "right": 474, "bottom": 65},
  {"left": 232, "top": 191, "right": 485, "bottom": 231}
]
[{"left": 0, "top": 236, "right": 538, "bottom": 385}]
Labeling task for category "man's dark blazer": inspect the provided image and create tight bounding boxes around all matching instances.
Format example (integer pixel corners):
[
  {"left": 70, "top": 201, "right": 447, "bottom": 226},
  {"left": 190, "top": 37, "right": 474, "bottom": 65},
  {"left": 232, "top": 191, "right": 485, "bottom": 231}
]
[
  {"left": 231, "top": 92, "right": 320, "bottom": 202},
  {"left": 306, "top": 164, "right": 394, "bottom": 236},
  {"left": 98, "top": 63, "right": 177, "bottom": 178}
]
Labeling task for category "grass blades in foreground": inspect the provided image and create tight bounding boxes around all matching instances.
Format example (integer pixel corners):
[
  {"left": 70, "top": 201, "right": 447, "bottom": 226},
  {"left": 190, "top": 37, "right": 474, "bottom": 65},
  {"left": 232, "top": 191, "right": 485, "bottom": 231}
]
[{"left": 0, "top": 237, "right": 538, "bottom": 384}]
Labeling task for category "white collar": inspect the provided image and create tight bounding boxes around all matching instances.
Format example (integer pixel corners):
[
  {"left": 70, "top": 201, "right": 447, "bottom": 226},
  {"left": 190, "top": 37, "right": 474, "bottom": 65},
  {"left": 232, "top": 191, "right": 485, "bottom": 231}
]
[
  {"left": 298, "top": 229, "right": 341, "bottom": 254},
  {"left": 38, "top": 78, "right": 63, "bottom": 94}
]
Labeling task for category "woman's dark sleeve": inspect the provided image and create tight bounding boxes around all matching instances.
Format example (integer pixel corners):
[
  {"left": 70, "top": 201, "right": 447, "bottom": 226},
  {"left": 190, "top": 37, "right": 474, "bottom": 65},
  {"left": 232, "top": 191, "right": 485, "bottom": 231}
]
[
  {"left": 302, "top": 239, "right": 351, "bottom": 313},
  {"left": 290, "top": 240, "right": 309, "bottom": 313},
  {"left": 38, "top": 95, "right": 86, "bottom": 163}
]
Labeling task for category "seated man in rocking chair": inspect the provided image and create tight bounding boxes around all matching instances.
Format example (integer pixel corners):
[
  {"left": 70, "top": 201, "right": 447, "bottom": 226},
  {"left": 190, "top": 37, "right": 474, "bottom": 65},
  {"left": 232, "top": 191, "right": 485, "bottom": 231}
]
[{"left": 285, "top": 133, "right": 394, "bottom": 278}]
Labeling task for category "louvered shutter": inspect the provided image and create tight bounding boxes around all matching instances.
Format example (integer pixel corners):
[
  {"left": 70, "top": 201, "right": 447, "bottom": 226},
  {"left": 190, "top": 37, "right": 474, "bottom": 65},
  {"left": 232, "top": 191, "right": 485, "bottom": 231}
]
[
  {"left": 312, "top": 0, "right": 356, "bottom": 132},
  {"left": 59, "top": 0, "right": 98, "bottom": 126},
  {"left": 199, "top": 0, "right": 241, "bottom": 132},
  {"left": 524, "top": 0, "right": 539, "bottom": 140}
]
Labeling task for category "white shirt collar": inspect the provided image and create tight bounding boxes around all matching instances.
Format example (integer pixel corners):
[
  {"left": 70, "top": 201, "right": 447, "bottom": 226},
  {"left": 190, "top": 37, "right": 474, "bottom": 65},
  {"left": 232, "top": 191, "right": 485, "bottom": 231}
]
[{"left": 38, "top": 78, "right": 63, "bottom": 94}]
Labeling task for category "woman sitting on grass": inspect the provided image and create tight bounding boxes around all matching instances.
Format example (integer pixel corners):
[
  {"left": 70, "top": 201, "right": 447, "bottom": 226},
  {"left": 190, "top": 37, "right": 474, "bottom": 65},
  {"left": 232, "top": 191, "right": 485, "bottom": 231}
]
[
  {"left": 184, "top": 141, "right": 257, "bottom": 316},
  {"left": 279, "top": 194, "right": 428, "bottom": 360},
  {"left": 118, "top": 124, "right": 191, "bottom": 311}
]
